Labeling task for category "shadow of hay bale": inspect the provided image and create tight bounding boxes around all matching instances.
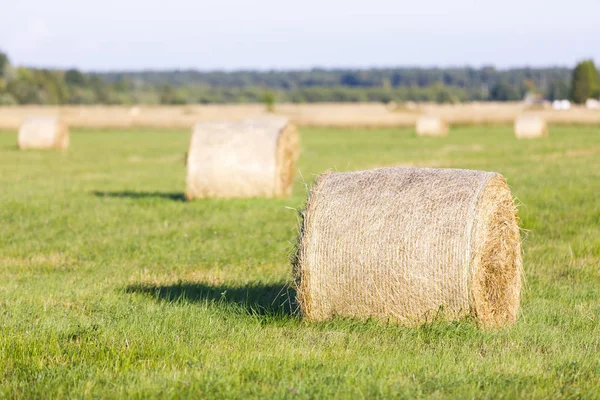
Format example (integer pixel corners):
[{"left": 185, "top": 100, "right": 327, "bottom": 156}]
[
  {"left": 125, "top": 282, "right": 296, "bottom": 317},
  {"left": 92, "top": 191, "right": 186, "bottom": 202}
]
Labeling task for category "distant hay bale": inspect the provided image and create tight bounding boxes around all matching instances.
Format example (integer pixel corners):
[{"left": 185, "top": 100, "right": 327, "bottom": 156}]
[
  {"left": 416, "top": 115, "right": 448, "bottom": 136},
  {"left": 514, "top": 115, "right": 548, "bottom": 139},
  {"left": 585, "top": 98, "right": 600, "bottom": 109},
  {"left": 405, "top": 101, "right": 418, "bottom": 110},
  {"left": 129, "top": 106, "right": 141, "bottom": 117},
  {"left": 294, "top": 167, "right": 522, "bottom": 329},
  {"left": 18, "top": 117, "right": 69, "bottom": 150},
  {"left": 186, "top": 116, "right": 300, "bottom": 199}
]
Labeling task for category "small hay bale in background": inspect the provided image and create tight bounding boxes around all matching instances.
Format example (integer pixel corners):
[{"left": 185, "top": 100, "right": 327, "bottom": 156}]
[
  {"left": 186, "top": 116, "right": 300, "bottom": 199},
  {"left": 294, "top": 167, "right": 522, "bottom": 329},
  {"left": 585, "top": 98, "right": 600, "bottom": 109},
  {"left": 514, "top": 115, "right": 548, "bottom": 139},
  {"left": 18, "top": 117, "right": 69, "bottom": 150},
  {"left": 129, "top": 106, "right": 141, "bottom": 117},
  {"left": 405, "top": 101, "right": 418, "bottom": 110},
  {"left": 416, "top": 115, "right": 448, "bottom": 136}
]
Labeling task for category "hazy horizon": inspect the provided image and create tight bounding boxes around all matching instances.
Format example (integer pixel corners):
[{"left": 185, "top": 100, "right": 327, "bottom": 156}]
[
  {"left": 2, "top": 0, "right": 599, "bottom": 71},
  {"left": 6, "top": 64, "right": 580, "bottom": 74}
]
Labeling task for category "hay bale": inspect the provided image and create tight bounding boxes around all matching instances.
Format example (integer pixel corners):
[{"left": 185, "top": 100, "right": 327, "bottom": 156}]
[
  {"left": 186, "top": 116, "right": 300, "bottom": 199},
  {"left": 416, "top": 115, "right": 448, "bottom": 136},
  {"left": 585, "top": 98, "right": 600, "bottom": 109},
  {"left": 514, "top": 115, "right": 548, "bottom": 139},
  {"left": 294, "top": 167, "right": 522, "bottom": 329},
  {"left": 129, "top": 106, "right": 141, "bottom": 116},
  {"left": 18, "top": 117, "right": 69, "bottom": 150}
]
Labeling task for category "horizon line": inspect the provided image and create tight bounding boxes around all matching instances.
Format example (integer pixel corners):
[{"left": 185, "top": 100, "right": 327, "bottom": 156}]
[{"left": 13, "top": 63, "right": 581, "bottom": 74}]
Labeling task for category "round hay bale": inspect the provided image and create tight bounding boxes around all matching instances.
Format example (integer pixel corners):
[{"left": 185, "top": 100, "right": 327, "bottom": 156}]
[
  {"left": 514, "top": 115, "right": 548, "bottom": 139},
  {"left": 405, "top": 101, "right": 418, "bottom": 110},
  {"left": 186, "top": 116, "right": 300, "bottom": 199},
  {"left": 294, "top": 167, "right": 522, "bottom": 329},
  {"left": 18, "top": 117, "right": 69, "bottom": 150},
  {"left": 129, "top": 106, "right": 141, "bottom": 117},
  {"left": 585, "top": 98, "right": 600, "bottom": 109},
  {"left": 416, "top": 115, "right": 448, "bottom": 136}
]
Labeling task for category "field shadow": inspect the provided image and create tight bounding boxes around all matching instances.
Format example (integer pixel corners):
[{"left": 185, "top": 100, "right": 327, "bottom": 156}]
[
  {"left": 125, "top": 282, "right": 297, "bottom": 316},
  {"left": 0, "top": 145, "right": 19, "bottom": 151},
  {"left": 93, "top": 190, "right": 186, "bottom": 202}
]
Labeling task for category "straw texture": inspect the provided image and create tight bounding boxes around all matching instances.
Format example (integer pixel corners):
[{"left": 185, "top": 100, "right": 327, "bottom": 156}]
[
  {"left": 17, "top": 117, "right": 69, "bottom": 150},
  {"left": 514, "top": 115, "right": 548, "bottom": 139},
  {"left": 185, "top": 116, "right": 300, "bottom": 199},
  {"left": 416, "top": 115, "right": 448, "bottom": 136},
  {"left": 294, "top": 167, "right": 522, "bottom": 329}
]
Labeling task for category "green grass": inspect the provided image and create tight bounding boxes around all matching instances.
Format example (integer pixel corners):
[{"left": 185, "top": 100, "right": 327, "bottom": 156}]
[{"left": 0, "top": 125, "right": 599, "bottom": 399}]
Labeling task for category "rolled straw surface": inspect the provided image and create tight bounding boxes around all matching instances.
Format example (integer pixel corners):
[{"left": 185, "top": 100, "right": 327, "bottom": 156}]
[
  {"left": 416, "top": 115, "right": 448, "bottom": 136},
  {"left": 514, "top": 115, "right": 548, "bottom": 139},
  {"left": 186, "top": 116, "right": 299, "bottom": 199},
  {"left": 18, "top": 117, "right": 69, "bottom": 150},
  {"left": 295, "top": 167, "right": 522, "bottom": 329}
]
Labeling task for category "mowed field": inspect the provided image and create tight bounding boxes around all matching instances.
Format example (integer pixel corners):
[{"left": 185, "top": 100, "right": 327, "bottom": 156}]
[{"left": 0, "top": 125, "right": 599, "bottom": 398}]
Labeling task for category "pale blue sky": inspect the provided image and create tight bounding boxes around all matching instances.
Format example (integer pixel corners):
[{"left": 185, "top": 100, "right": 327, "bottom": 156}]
[{"left": 1, "top": 0, "right": 599, "bottom": 70}]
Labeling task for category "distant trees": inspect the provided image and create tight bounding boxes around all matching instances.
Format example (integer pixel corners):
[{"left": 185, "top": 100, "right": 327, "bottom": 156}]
[
  {"left": 158, "top": 84, "right": 186, "bottom": 105},
  {"left": 76, "top": 66, "right": 577, "bottom": 104},
  {"left": 490, "top": 81, "right": 521, "bottom": 101},
  {"left": 340, "top": 73, "right": 361, "bottom": 87},
  {"left": 0, "top": 49, "right": 597, "bottom": 106},
  {"left": 262, "top": 90, "right": 275, "bottom": 111},
  {"left": 570, "top": 60, "right": 600, "bottom": 104},
  {"left": 546, "top": 79, "right": 571, "bottom": 101},
  {"left": 64, "top": 69, "right": 86, "bottom": 86},
  {"left": 0, "top": 51, "right": 9, "bottom": 77},
  {"left": 0, "top": 50, "right": 16, "bottom": 104}
]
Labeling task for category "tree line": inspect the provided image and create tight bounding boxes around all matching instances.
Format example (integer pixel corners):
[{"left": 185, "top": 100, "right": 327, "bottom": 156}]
[{"left": 0, "top": 50, "right": 598, "bottom": 106}]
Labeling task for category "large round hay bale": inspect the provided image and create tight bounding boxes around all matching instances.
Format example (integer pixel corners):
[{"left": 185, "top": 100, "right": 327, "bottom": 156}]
[
  {"left": 294, "top": 167, "right": 522, "bottom": 329},
  {"left": 416, "top": 115, "right": 448, "bottom": 136},
  {"left": 514, "top": 115, "right": 548, "bottom": 139},
  {"left": 186, "top": 116, "right": 300, "bottom": 199},
  {"left": 18, "top": 117, "right": 69, "bottom": 150}
]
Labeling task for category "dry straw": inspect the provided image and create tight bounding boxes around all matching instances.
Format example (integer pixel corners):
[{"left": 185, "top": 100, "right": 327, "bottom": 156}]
[
  {"left": 416, "top": 115, "right": 448, "bottom": 136},
  {"left": 18, "top": 117, "right": 69, "bottom": 150},
  {"left": 185, "top": 116, "right": 300, "bottom": 199},
  {"left": 514, "top": 115, "right": 548, "bottom": 139},
  {"left": 294, "top": 167, "right": 522, "bottom": 329}
]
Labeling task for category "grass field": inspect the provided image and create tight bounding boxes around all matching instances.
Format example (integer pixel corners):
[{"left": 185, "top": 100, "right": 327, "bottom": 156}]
[
  {"left": 2, "top": 103, "right": 600, "bottom": 130},
  {"left": 0, "top": 125, "right": 599, "bottom": 398}
]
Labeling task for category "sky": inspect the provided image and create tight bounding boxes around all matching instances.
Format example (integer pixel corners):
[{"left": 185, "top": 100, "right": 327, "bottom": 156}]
[{"left": 1, "top": 0, "right": 599, "bottom": 71}]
